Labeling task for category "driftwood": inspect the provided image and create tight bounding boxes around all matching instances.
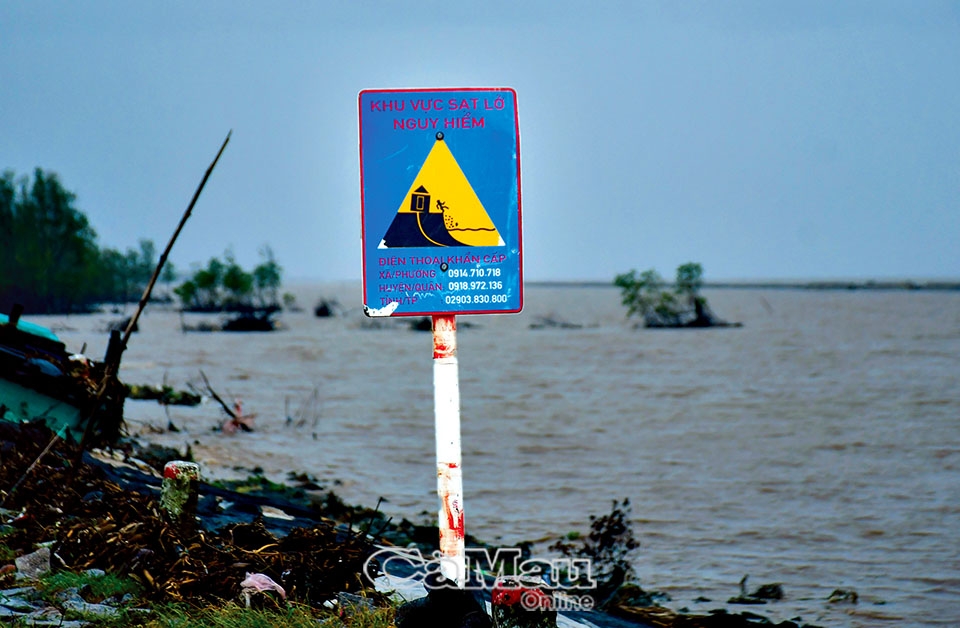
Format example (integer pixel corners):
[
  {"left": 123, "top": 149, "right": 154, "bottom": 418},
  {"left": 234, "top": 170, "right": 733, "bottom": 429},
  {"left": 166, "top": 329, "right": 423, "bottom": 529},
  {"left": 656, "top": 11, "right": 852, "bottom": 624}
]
[
  {"left": 197, "top": 370, "right": 256, "bottom": 433},
  {"left": 198, "top": 370, "right": 238, "bottom": 421}
]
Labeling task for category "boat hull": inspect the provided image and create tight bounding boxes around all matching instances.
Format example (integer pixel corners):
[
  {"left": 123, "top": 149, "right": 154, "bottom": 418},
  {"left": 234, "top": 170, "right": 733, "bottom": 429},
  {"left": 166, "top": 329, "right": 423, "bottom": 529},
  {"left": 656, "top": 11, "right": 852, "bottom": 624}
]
[{"left": 0, "top": 377, "right": 85, "bottom": 438}]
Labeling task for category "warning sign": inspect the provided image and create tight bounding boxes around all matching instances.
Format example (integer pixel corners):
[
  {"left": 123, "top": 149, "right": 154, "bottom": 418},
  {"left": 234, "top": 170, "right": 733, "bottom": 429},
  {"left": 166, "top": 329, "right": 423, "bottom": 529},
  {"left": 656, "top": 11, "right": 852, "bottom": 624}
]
[
  {"left": 359, "top": 87, "right": 522, "bottom": 317},
  {"left": 381, "top": 133, "right": 504, "bottom": 248}
]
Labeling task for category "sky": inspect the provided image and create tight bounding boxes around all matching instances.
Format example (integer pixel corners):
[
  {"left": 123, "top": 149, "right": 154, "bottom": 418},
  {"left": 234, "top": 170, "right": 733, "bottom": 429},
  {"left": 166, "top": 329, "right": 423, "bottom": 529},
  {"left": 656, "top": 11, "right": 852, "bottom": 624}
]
[{"left": 2, "top": 1, "right": 958, "bottom": 283}]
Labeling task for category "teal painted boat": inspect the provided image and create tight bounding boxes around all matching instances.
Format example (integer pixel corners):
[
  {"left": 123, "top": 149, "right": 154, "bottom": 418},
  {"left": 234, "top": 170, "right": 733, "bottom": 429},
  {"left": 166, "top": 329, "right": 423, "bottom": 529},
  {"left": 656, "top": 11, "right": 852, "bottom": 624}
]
[
  {"left": 0, "top": 306, "right": 124, "bottom": 443},
  {"left": 0, "top": 312, "right": 63, "bottom": 343}
]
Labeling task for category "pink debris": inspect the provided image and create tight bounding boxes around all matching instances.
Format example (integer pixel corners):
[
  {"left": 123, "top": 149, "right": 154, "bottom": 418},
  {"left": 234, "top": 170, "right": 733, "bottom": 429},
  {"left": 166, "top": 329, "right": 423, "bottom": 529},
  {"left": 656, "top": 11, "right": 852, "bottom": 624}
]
[
  {"left": 240, "top": 572, "right": 286, "bottom": 607},
  {"left": 222, "top": 398, "right": 256, "bottom": 434}
]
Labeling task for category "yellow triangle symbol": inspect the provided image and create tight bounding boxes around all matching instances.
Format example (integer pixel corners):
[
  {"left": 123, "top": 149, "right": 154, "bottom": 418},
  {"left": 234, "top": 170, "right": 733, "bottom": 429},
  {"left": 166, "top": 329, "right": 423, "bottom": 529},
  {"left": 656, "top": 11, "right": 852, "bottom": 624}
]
[{"left": 393, "top": 137, "right": 504, "bottom": 247}]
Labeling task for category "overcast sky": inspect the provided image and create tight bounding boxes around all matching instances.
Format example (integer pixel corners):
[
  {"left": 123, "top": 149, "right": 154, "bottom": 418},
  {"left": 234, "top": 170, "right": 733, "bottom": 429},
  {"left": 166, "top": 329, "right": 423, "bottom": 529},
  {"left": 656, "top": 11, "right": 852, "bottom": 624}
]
[{"left": 3, "top": 1, "right": 958, "bottom": 282}]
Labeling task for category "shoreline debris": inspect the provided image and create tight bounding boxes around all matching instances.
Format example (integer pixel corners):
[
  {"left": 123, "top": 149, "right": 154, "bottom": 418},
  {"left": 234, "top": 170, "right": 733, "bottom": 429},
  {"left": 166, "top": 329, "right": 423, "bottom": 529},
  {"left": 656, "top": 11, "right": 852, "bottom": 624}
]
[
  {"left": 241, "top": 572, "right": 287, "bottom": 608},
  {"left": 0, "top": 421, "right": 376, "bottom": 609}
]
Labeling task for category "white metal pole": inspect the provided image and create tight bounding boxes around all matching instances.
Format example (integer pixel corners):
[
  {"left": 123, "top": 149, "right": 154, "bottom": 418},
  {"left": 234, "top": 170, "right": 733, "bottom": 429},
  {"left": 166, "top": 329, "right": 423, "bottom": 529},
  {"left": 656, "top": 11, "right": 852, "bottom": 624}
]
[{"left": 432, "top": 313, "right": 465, "bottom": 587}]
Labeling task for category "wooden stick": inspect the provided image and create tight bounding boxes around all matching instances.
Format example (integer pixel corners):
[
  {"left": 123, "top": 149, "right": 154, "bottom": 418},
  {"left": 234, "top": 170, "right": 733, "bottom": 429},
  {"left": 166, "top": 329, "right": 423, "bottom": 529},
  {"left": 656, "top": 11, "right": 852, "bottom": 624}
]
[
  {"left": 121, "top": 131, "right": 232, "bottom": 346},
  {"left": 73, "top": 131, "right": 232, "bottom": 465},
  {"left": 198, "top": 370, "right": 238, "bottom": 420}
]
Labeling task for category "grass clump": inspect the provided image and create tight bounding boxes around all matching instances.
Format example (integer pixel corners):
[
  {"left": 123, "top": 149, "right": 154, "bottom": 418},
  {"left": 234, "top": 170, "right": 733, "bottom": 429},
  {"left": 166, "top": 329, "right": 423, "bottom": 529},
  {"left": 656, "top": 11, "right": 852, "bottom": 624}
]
[
  {"left": 38, "top": 570, "right": 143, "bottom": 602},
  {"left": 130, "top": 602, "right": 395, "bottom": 628},
  {"left": 7, "top": 599, "right": 396, "bottom": 628}
]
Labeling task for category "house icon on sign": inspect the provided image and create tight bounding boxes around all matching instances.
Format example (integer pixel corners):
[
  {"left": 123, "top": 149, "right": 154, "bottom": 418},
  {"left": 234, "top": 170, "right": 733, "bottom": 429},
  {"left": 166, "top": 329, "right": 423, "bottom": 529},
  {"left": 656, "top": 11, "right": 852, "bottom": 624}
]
[{"left": 409, "top": 186, "right": 430, "bottom": 213}]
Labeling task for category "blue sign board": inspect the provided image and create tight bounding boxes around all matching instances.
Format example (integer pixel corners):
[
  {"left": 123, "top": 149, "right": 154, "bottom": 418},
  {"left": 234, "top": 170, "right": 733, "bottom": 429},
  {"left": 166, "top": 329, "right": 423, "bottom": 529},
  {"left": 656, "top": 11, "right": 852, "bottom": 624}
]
[{"left": 359, "top": 87, "right": 522, "bottom": 317}]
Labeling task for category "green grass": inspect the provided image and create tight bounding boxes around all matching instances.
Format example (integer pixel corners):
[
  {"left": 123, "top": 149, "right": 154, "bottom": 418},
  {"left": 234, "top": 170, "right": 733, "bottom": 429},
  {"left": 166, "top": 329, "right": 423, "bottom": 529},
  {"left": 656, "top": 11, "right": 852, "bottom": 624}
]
[
  {"left": 8, "top": 598, "right": 395, "bottom": 628},
  {"left": 38, "top": 570, "right": 143, "bottom": 602},
  {"left": 107, "top": 602, "right": 395, "bottom": 628},
  {"left": 6, "top": 570, "right": 395, "bottom": 628}
]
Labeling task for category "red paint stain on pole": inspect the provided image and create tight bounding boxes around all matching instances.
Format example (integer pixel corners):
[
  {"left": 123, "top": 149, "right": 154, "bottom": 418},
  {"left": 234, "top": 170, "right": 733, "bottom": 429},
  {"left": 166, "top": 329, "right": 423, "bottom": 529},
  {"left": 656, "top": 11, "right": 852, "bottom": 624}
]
[
  {"left": 433, "top": 314, "right": 457, "bottom": 359},
  {"left": 440, "top": 462, "right": 465, "bottom": 540}
]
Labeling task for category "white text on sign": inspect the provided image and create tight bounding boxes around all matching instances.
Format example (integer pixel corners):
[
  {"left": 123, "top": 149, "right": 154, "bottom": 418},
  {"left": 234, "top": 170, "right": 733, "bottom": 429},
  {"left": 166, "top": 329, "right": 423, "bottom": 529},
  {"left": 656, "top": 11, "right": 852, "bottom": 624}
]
[{"left": 376, "top": 254, "right": 510, "bottom": 308}]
